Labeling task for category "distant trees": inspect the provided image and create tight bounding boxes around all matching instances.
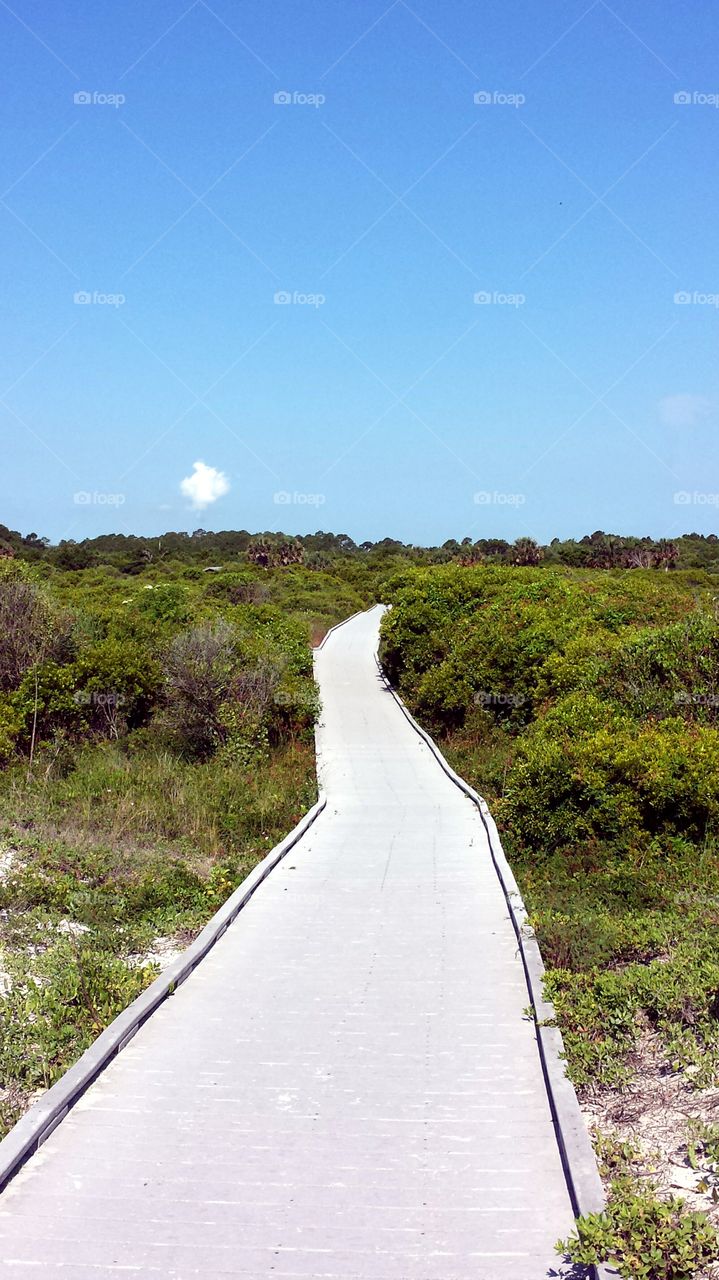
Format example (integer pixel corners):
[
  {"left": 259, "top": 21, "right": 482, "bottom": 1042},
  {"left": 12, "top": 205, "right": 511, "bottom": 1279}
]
[
  {"left": 584, "top": 537, "right": 679, "bottom": 571},
  {"left": 457, "top": 538, "right": 542, "bottom": 567},
  {"left": 655, "top": 540, "right": 679, "bottom": 571},
  {"left": 512, "top": 537, "right": 543, "bottom": 566},
  {"left": 0, "top": 519, "right": 714, "bottom": 574},
  {"left": 246, "top": 538, "right": 304, "bottom": 569},
  {"left": 457, "top": 546, "right": 485, "bottom": 567},
  {"left": 54, "top": 540, "right": 94, "bottom": 571}
]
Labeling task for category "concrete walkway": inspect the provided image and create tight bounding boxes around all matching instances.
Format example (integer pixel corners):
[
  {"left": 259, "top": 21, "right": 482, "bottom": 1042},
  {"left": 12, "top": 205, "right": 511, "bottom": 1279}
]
[{"left": 0, "top": 605, "right": 578, "bottom": 1278}]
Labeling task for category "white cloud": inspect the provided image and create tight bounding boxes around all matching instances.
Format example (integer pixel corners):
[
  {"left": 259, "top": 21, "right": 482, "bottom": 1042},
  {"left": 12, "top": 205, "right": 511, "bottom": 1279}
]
[
  {"left": 180, "top": 460, "right": 230, "bottom": 510},
  {"left": 658, "top": 394, "right": 713, "bottom": 428}
]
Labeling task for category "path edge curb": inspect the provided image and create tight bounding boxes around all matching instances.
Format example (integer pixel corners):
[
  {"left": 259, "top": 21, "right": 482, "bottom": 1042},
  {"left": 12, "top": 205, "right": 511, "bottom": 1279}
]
[
  {"left": 373, "top": 647, "right": 616, "bottom": 1277},
  {"left": 314, "top": 606, "right": 373, "bottom": 650},
  {"left": 0, "top": 792, "right": 327, "bottom": 1194}
]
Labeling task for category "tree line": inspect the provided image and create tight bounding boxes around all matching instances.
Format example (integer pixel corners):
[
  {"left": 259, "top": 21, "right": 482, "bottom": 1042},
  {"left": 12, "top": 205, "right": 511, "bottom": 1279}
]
[{"left": 1, "top": 522, "right": 718, "bottom": 573}]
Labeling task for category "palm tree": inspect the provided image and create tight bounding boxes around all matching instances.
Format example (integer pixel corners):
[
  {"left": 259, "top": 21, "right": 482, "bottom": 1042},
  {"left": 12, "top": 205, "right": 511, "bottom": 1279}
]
[
  {"left": 654, "top": 539, "right": 678, "bottom": 571},
  {"left": 512, "top": 537, "right": 543, "bottom": 566},
  {"left": 247, "top": 540, "right": 272, "bottom": 568}
]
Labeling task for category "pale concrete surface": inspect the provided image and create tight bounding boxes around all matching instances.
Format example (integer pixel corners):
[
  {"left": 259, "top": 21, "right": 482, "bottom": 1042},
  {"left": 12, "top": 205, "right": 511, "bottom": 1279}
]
[{"left": 0, "top": 605, "right": 579, "bottom": 1277}]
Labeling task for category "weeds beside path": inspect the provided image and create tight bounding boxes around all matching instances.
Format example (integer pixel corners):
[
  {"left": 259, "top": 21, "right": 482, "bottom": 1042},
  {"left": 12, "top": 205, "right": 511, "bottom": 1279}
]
[{"left": 0, "top": 740, "right": 316, "bottom": 1136}]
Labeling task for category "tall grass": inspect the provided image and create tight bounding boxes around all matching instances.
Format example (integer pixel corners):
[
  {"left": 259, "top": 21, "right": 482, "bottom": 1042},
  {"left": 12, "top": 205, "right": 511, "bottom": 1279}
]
[{"left": 2, "top": 739, "right": 316, "bottom": 866}]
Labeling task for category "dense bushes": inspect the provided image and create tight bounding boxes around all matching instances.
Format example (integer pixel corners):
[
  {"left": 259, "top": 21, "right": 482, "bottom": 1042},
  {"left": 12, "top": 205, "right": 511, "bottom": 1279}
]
[
  {"left": 0, "top": 568, "right": 74, "bottom": 694},
  {"left": 381, "top": 567, "right": 718, "bottom": 861},
  {"left": 500, "top": 695, "right": 719, "bottom": 854},
  {"left": 539, "top": 613, "right": 719, "bottom": 724},
  {"left": 381, "top": 566, "right": 698, "bottom": 731},
  {"left": 0, "top": 562, "right": 324, "bottom": 767},
  {"left": 162, "top": 620, "right": 259, "bottom": 759},
  {"left": 157, "top": 616, "right": 318, "bottom": 762}
]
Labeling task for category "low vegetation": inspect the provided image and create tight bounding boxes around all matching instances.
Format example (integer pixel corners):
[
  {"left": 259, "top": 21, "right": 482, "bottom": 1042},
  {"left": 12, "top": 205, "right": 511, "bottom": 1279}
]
[{"left": 558, "top": 1133, "right": 719, "bottom": 1279}]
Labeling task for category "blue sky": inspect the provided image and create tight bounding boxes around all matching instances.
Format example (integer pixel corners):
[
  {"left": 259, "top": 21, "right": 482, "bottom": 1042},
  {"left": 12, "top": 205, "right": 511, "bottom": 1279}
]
[{"left": 2, "top": 0, "right": 718, "bottom": 545}]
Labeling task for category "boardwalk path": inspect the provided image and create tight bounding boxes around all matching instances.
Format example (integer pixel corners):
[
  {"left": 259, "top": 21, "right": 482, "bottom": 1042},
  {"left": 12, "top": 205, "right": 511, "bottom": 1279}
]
[{"left": 0, "top": 605, "right": 579, "bottom": 1278}]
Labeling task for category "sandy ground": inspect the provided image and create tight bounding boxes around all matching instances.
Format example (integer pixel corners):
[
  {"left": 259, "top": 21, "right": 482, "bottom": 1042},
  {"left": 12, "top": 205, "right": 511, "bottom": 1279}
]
[{"left": 127, "top": 934, "right": 186, "bottom": 971}]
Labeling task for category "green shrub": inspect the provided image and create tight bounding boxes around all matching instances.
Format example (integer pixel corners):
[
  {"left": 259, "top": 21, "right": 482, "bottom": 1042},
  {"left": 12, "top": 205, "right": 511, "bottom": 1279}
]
[
  {"left": 557, "top": 1189, "right": 718, "bottom": 1279},
  {"left": 0, "top": 942, "right": 156, "bottom": 1092},
  {"left": 539, "top": 613, "right": 719, "bottom": 725},
  {"left": 499, "top": 695, "right": 719, "bottom": 856},
  {"left": 73, "top": 636, "right": 160, "bottom": 722},
  {"left": 558, "top": 1131, "right": 719, "bottom": 1276},
  {"left": 0, "top": 575, "right": 74, "bottom": 694},
  {"left": 0, "top": 698, "right": 21, "bottom": 763},
  {"left": 159, "top": 617, "right": 317, "bottom": 761},
  {"left": 135, "top": 581, "right": 190, "bottom": 626}
]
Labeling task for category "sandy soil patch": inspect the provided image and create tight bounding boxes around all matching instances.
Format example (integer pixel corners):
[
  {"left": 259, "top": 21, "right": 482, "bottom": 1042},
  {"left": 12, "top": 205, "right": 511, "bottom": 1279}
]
[{"left": 581, "top": 1027, "right": 719, "bottom": 1275}]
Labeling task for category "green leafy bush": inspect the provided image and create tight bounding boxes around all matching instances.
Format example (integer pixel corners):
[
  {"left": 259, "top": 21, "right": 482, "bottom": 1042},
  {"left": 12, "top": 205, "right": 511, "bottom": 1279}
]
[
  {"left": 558, "top": 1190, "right": 718, "bottom": 1279},
  {"left": 499, "top": 694, "right": 719, "bottom": 855},
  {"left": 557, "top": 1131, "right": 719, "bottom": 1278},
  {"left": 0, "top": 942, "right": 155, "bottom": 1093},
  {"left": 0, "top": 698, "right": 21, "bottom": 763}
]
